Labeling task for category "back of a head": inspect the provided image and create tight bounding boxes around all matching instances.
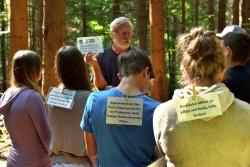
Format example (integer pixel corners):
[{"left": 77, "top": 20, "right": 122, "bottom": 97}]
[
  {"left": 110, "top": 16, "right": 133, "bottom": 32},
  {"left": 178, "top": 27, "right": 226, "bottom": 86},
  {"left": 11, "top": 50, "right": 41, "bottom": 91},
  {"left": 223, "top": 32, "right": 250, "bottom": 64},
  {"left": 118, "top": 48, "right": 153, "bottom": 78},
  {"left": 217, "top": 25, "right": 247, "bottom": 38},
  {"left": 55, "top": 46, "right": 91, "bottom": 90}
]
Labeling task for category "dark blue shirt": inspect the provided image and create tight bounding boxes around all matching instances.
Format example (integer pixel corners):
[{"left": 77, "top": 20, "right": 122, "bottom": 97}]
[
  {"left": 223, "top": 65, "right": 250, "bottom": 103},
  {"left": 97, "top": 48, "right": 120, "bottom": 87},
  {"left": 244, "top": 60, "right": 250, "bottom": 76}
]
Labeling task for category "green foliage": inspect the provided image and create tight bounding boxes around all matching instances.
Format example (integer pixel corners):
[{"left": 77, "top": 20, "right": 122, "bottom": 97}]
[{"left": 0, "top": 0, "right": 242, "bottom": 95}]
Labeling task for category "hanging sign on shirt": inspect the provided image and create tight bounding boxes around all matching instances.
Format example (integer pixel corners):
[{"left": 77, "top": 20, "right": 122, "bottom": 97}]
[
  {"left": 174, "top": 92, "right": 222, "bottom": 122},
  {"left": 47, "top": 87, "right": 76, "bottom": 109},
  {"left": 106, "top": 97, "right": 143, "bottom": 126},
  {"left": 77, "top": 36, "right": 104, "bottom": 56}
]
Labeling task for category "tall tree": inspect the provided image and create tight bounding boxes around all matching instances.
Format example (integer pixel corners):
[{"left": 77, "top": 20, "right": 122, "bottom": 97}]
[
  {"left": 9, "top": 0, "right": 28, "bottom": 81},
  {"left": 113, "top": 0, "right": 121, "bottom": 19},
  {"left": 136, "top": 0, "right": 148, "bottom": 51},
  {"left": 195, "top": 0, "right": 199, "bottom": 26},
  {"left": 241, "top": 0, "right": 250, "bottom": 33},
  {"left": 82, "top": 0, "right": 87, "bottom": 37},
  {"left": 208, "top": 0, "right": 215, "bottom": 30},
  {"left": 43, "top": 0, "right": 66, "bottom": 94},
  {"left": 36, "top": 0, "right": 43, "bottom": 57},
  {"left": 0, "top": 0, "right": 7, "bottom": 90},
  {"left": 218, "top": 0, "right": 227, "bottom": 32},
  {"left": 149, "top": 0, "right": 168, "bottom": 102},
  {"left": 232, "top": 0, "right": 239, "bottom": 24},
  {"left": 181, "top": 0, "right": 185, "bottom": 32}
]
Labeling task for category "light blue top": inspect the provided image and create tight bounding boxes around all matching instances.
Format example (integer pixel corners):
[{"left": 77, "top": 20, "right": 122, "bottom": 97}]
[{"left": 80, "top": 88, "right": 160, "bottom": 167}]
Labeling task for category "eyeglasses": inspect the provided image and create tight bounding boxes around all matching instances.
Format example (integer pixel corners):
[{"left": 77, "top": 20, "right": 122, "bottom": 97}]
[{"left": 113, "top": 30, "right": 132, "bottom": 36}]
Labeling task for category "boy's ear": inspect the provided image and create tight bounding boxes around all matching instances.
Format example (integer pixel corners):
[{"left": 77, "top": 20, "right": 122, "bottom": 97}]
[
  {"left": 142, "top": 66, "right": 149, "bottom": 77},
  {"left": 226, "top": 47, "right": 233, "bottom": 60}
]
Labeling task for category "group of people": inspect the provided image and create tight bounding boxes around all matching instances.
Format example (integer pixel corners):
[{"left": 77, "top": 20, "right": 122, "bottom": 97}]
[{"left": 0, "top": 16, "right": 250, "bottom": 167}]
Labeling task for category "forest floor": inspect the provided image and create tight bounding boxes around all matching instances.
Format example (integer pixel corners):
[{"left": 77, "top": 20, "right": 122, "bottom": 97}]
[{"left": 0, "top": 115, "right": 9, "bottom": 166}]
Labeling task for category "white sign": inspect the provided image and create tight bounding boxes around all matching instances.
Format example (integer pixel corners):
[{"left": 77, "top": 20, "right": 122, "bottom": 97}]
[
  {"left": 77, "top": 36, "right": 104, "bottom": 55},
  {"left": 47, "top": 87, "right": 76, "bottom": 109},
  {"left": 174, "top": 92, "right": 222, "bottom": 122},
  {"left": 106, "top": 97, "right": 143, "bottom": 126}
]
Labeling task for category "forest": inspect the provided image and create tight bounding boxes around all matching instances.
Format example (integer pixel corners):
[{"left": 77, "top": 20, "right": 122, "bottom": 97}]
[{"left": 0, "top": 0, "right": 250, "bottom": 102}]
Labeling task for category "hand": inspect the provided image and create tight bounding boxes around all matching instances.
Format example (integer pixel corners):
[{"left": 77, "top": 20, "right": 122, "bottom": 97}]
[{"left": 84, "top": 52, "right": 97, "bottom": 66}]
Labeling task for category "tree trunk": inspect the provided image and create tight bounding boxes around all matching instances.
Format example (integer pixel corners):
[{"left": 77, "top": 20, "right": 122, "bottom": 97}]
[
  {"left": 137, "top": 0, "right": 148, "bottom": 51},
  {"left": 82, "top": 0, "right": 87, "bottom": 37},
  {"left": 149, "top": 0, "right": 168, "bottom": 102},
  {"left": 181, "top": 0, "right": 185, "bottom": 32},
  {"left": 29, "top": 1, "right": 36, "bottom": 51},
  {"left": 113, "top": 0, "right": 121, "bottom": 19},
  {"left": 37, "top": 0, "right": 43, "bottom": 57},
  {"left": 195, "top": 0, "right": 199, "bottom": 26},
  {"left": 43, "top": 0, "right": 66, "bottom": 94},
  {"left": 9, "top": 0, "right": 28, "bottom": 86},
  {"left": 232, "top": 0, "right": 239, "bottom": 24},
  {"left": 241, "top": 0, "right": 250, "bottom": 33},
  {"left": 0, "top": 0, "right": 7, "bottom": 90},
  {"left": 208, "top": 0, "right": 215, "bottom": 30},
  {"left": 218, "top": 0, "right": 227, "bottom": 32}
]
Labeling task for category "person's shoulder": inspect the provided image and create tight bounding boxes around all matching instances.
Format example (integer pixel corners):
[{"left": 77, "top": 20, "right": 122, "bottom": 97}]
[
  {"left": 76, "top": 90, "right": 92, "bottom": 97},
  {"left": 228, "top": 65, "right": 245, "bottom": 76},
  {"left": 97, "top": 47, "right": 113, "bottom": 56},
  {"left": 153, "top": 99, "right": 178, "bottom": 131},
  {"left": 233, "top": 98, "right": 250, "bottom": 111},
  {"left": 25, "top": 89, "right": 42, "bottom": 101},
  {"left": 143, "top": 95, "right": 161, "bottom": 106},
  {"left": 229, "top": 99, "right": 250, "bottom": 128},
  {"left": 154, "top": 100, "right": 177, "bottom": 121},
  {"left": 89, "top": 88, "right": 114, "bottom": 99}
]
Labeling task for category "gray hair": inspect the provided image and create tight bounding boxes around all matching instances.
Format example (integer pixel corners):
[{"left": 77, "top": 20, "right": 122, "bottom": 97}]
[{"left": 110, "top": 17, "right": 133, "bottom": 31}]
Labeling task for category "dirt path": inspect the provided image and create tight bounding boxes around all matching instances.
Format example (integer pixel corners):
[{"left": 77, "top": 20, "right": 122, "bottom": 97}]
[{"left": 0, "top": 115, "right": 9, "bottom": 166}]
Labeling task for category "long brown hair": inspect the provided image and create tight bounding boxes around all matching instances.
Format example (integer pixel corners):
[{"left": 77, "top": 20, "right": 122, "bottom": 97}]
[
  {"left": 11, "top": 50, "right": 41, "bottom": 92},
  {"left": 55, "top": 46, "right": 91, "bottom": 90}
]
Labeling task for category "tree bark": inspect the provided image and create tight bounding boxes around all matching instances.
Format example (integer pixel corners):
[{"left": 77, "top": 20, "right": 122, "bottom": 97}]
[
  {"left": 113, "top": 0, "right": 121, "bottom": 19},
  {"left": 232, "top": 0, "right": 239, "bottom": 25},
  {"left": 9, "top": 0, "right": 28, "bottom": 82},
  {"left": 149, "top": 0, "right": 168, "bottom": 102},
  {"left": 0, "top": 0, "right": 7, "bottom": 90},
  {"left": 241, "top": 0, "right": 250, "bottom": 33},
  {"left": 195, "top": 0, "right": 199, "bottom": 26},
  {"left": 208, "top": 0, "right": 215, "bottom": 30},
  {"left": 43, "top": 0, "right": 66, "bottom": 94},
  {"left": 181, "top": 0, "right": 185, "bottom": 32},
  {"left": 137, "top": 0, "right": 148, "bottom": 51},
  {"left": 218, "top": 0, "right": 227, "bottom": 32},
  {"left": 82, "top": 0, "right": 87, "bottom": 37}
]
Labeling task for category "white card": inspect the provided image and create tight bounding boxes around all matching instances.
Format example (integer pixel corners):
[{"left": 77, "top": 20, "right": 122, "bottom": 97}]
[
  {"left": 106, "top": 97, "right": 143, "bottom": 126},
  {"left": 77, "top": 36, "right": 103, "bottom": 55},
  {"left": 47, "top": 87, "right": 76, "bottom": 109},
  {"left": 174, "top": 92, "right": 222, "bottom": 122}
]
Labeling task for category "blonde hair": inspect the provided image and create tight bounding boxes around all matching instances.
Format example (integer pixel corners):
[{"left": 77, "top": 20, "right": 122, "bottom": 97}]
[
  {"left": 11, "top": 50, "right": 41, "bottom": 93},
  {"left": 177, "top": 27, "right": 226, "bottom": 86}
]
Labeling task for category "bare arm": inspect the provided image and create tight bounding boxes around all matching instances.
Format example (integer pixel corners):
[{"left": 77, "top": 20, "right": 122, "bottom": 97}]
[
  {"left": 84, "top": 131, "right": 98, "bottom": 160},
  {"left": 84, "top": 52, "right": 107, "bottom": 90}
]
